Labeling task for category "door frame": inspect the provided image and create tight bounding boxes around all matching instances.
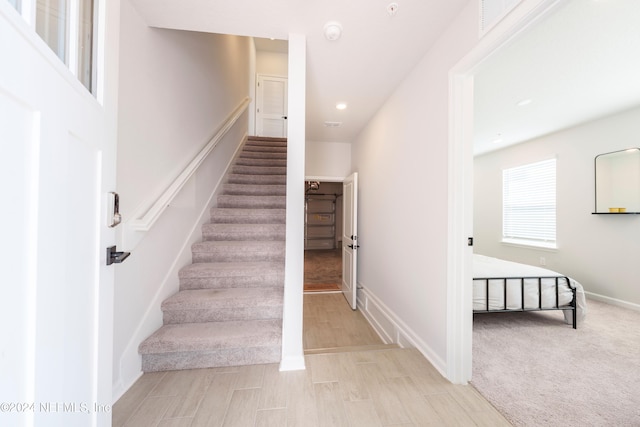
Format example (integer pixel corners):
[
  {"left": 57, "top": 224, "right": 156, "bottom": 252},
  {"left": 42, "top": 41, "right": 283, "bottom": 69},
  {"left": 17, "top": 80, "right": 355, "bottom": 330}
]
[
  {"left": 303, "top": 174, "right": 348, "bottom": 294},
  {"left": 446, "top": 0, "right": 565, "bottom": 384},
  {"left": 255, "top": 73, "right": 288, "bottom": 137}
]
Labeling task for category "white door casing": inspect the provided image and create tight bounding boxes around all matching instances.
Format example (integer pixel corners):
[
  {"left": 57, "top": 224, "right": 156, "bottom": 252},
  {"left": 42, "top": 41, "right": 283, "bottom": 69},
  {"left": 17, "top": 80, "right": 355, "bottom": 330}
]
[
  {"left": 256, "top": 75, "right": 288, "bottom": 138},
  {"left": 0, "top": 2, "right": 118, "bottom": 425},
  {"left": 342, "top": 173, "right": 358, "bottom": 310}
]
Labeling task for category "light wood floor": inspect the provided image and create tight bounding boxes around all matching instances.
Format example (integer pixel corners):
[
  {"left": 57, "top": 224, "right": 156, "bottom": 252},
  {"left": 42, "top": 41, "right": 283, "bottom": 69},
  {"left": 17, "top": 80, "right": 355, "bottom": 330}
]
[
  {"left": 303, "top": 292, "right": 388, "bottom": 352},
  {"left": 113, "top": 293, "right": 511, "bottom": 427}
]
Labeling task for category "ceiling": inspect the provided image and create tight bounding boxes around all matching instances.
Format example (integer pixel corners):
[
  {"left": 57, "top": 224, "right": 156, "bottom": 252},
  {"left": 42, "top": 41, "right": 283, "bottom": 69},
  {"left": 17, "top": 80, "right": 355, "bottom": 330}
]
[
  {"left": 128, "top": 0, "right": 469, "bottom": 143},
  {"left": 127, "top": 0, "right": 640, "bottom": 151},
  {"left": 474, "top": 0, "right": 640, "bottom": 156}
]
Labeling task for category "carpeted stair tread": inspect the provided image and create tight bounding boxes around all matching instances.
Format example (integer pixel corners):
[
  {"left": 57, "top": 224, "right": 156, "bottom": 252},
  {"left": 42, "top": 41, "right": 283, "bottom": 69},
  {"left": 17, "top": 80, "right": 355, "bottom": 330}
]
[
  {"left": 139, "top": 320, "right": 282, "bottom": 371},
  {"left": 191, "top": 240, "right": 285, "bottom": 262},
  {"left": 232, "top": 165, "right": 286, "bottom": 175},
  {"left": 178, "top": 261, "right": 284, "bottom": 290},
  {"left": 161, "top": 288, "right": 283, "bottom": 324},
  {"left": 222, "top": 183, "right": 286, "bottom": 196},
  {"left": 210, "top": 208, "right": 286, "bottom": 224},
  {"left": 239, "top": 151, "right": 287, "bottom": 161},
  {"left": 139, "top": 320, "right": 282, "bottom": 353},
  {"left": 234, "top": 157, "right": 287, "bottom": 167},
  {"left": 245, "top": 140, "right": 287, "bottom": 147},
  {"left": 179, "top": 261, "right": 284, "bottom": 279},
  {"left": 226, "top": 174, "right": 286, "bottom": 185},
  {"left": 217, "top": 195, "right": 286, "bottom": 209},
  {"left": 241, "top": 145, "right": 287, "bottom": 154},
  {"left": 202, "top": 223, "right": 285, "bottom": 241}
]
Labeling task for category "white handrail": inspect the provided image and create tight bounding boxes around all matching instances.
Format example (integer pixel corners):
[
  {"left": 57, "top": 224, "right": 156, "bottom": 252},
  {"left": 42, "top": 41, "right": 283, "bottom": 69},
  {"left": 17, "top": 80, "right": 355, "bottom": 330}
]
[{"left": 128, "top": 97, "right": 250, "bottom": 233}]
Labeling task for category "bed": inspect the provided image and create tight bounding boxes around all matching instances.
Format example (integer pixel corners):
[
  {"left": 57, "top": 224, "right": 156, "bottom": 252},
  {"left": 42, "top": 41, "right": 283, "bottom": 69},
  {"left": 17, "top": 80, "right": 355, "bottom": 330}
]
[{"left": 473, "top": 254, "right": 586, "bottom": 328}]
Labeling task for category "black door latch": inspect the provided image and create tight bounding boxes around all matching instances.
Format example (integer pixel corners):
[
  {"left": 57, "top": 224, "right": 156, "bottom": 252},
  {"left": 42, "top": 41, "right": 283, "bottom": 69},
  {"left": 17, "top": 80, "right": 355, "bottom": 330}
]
[{"left": 107, "top": 246, "right": 131, "bottom": 266}]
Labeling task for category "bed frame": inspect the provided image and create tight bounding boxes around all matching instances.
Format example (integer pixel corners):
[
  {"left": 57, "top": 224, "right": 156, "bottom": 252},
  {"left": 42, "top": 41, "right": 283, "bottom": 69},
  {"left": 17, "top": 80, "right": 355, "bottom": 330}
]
[{"left": 473, "top": 276, "right": 578, "bottom": 329}]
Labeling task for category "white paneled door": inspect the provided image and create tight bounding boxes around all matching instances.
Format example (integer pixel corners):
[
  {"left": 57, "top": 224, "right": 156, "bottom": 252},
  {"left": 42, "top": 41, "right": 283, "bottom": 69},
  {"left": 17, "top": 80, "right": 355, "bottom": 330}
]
[
  {"left": 0, "top": 3, "right": 117, "bottom": 426},
  {"left": 342, "top": 173, "right": 358, "bottom": 310},
  {"left": 256, "top": 75, "right": 288, "bottom": 138}
]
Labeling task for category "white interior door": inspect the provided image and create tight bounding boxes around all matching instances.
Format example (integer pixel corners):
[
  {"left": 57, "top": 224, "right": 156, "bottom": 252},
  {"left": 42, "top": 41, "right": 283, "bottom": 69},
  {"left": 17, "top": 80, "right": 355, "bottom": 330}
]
[
  {"left": 256, "top": 75, "right": 288, "bottom": 138},
  {"left": 0, "top": 3, "right": 116, "bottom": 426},
  {"left": 342, "top": 173, "right": 358, "bottom": 310}
]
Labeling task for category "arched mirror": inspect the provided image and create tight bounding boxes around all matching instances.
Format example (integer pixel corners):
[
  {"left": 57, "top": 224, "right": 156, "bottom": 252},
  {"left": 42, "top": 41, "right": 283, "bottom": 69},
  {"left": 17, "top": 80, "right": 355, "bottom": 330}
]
[{"left": 594, "top": 148, "right": 640, "bottom": 214}]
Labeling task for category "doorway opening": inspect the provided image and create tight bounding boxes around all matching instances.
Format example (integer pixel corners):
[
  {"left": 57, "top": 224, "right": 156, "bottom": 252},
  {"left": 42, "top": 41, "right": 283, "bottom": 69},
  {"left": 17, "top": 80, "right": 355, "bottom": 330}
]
[{"left": 303, "top": 180, "right": 343, "bottom": 293}]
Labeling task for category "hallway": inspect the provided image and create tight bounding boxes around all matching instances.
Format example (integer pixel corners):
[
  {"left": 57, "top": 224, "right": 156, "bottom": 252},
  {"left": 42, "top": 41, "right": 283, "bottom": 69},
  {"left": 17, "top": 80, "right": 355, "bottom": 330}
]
[
  {"left": 113, "top": 295, "right": 511, "bottom": 426},
  {"left": 303, "top": 292, "right": 391, "bottom": 354}
]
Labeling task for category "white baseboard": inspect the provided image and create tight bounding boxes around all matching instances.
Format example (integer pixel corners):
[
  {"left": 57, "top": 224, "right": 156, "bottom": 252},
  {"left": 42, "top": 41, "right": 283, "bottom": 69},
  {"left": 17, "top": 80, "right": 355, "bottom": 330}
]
[
  {"left": 112, "top": 371, "right": 143, "bottom": 405},
  {"left": 585, "top": 291, "right": 640, "bottom": 312},
  {"left": 356, "top": 285, "right": 447, "bottom": 377}
]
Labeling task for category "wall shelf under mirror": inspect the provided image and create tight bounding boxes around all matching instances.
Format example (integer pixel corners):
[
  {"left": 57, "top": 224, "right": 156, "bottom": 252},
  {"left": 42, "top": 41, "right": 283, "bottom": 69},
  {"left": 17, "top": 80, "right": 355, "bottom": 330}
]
[{"left": 593, "top": 147, "right": 640, "bottom": 214}]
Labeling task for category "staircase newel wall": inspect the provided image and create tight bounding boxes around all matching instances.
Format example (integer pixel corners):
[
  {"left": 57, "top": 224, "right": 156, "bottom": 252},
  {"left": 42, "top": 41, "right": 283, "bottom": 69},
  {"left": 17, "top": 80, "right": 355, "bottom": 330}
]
[{"left": 280, "top": 33, "right": 307, "bottom": 371}]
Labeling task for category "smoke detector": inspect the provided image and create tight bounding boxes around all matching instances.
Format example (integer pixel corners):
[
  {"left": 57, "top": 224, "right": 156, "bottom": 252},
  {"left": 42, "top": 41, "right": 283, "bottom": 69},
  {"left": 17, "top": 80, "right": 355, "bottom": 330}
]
[
  {"left": 323, "top": 21, "right": 343, "bottom": 41},
  {"left": 387, "top": 3, "right": 399, "bottom": 16}
]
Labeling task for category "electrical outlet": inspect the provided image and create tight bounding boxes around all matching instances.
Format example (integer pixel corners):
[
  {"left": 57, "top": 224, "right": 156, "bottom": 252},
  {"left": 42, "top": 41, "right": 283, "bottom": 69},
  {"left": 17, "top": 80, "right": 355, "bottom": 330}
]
[{"left": 539, "top": 257, "right": 546, "bottom": 266}]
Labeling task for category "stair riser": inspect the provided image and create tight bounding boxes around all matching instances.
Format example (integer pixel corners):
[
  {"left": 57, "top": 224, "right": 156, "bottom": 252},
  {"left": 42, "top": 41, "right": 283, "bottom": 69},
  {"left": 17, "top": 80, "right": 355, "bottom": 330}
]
[
  {"left": 235, "top": 158, "right": 287, "bottom": 167},
  {"left": 179, "top": 275, "right": 284, "bottom": 290},
  {"left": 203, "top": 230, "right": 285, "bottom": 241},
  {"left": 232, "top": 166, "right": 286, "bottom": 175},
  {"left": 242, "top": 146, "right": 287, "bottom": 153},
  {"left": 193, "top": 251, "right": 285, "bottom": 263},
  {"left": 217, "top": 196, "right": 286, "bottom": 209},
  {"left": 222, "top": 184, "right": 286, "bottom": 196},
  {"left": 226, "top": 174, "right": 286, "bottom": 185},
  {"left": 239, "top": 153, "right": 287, "bottom": 161},
  {"left": 210, "top": 209, "right": 286, "bottom": 224},
  {"left": 141, "top": 346, "right": 281, "bottom": 372},
  {"left": 163, "top": 306, "right": 283, "bottom": 324},
  {"left": 245, "top": 138, "right": 287, "bottom": 147}
]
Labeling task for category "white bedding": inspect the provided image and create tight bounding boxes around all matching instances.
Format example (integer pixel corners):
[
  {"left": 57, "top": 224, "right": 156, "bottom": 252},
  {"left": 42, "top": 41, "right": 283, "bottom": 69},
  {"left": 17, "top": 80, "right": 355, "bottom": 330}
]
[{"left": 473, "top": 254, "right": 586, "bottom": 325}]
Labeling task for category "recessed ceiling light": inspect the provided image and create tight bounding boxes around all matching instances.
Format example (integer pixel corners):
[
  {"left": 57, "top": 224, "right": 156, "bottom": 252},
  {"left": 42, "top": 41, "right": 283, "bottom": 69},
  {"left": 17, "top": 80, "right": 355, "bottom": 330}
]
[
  {"left": 336, "top": 103, "right": 347, "bottom": 110},
  {"left": 516, "top": 99, "right": 533, "bottom": 107}
]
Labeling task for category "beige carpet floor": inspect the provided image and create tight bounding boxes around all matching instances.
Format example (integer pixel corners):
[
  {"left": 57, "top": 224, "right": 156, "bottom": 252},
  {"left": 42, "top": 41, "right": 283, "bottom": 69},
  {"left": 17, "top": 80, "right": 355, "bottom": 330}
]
[
  {"left": 304, "top": 249, "right": 342, "bottom": 292},
  {"left": 472, "top": 299, "right": 640, "bottom": 426}
]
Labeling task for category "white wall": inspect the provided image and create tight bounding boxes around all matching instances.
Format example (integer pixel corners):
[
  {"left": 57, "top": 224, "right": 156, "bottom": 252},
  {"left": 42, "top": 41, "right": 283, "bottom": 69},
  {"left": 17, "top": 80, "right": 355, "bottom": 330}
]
[
  {"left": 474, "top": 106, "right": 640, "bottom": 308},
  {"left": 256, "top": 50, "right": 288, "bottom": 77},
  {"left": 350, "top": 1, "right": 479, "bottom": 375},
  {"left": 113, "top": 0, "right": 251, "bottom": 399},
  {"left": 306, "top": 140, "right": 352, "bottom": 178}
]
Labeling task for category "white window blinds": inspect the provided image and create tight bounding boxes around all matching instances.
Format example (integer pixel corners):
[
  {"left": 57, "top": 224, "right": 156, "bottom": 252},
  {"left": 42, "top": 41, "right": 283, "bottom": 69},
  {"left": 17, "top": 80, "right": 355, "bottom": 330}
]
[{"left": 502, "top": 158, "right": 556, "bottom": 246}]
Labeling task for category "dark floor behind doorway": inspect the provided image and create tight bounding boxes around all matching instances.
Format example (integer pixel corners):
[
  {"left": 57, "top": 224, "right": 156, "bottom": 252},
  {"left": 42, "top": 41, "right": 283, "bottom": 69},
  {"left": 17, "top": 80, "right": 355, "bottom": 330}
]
[{"left": 304, "top": 248, "right": 341, "bottom": 292}]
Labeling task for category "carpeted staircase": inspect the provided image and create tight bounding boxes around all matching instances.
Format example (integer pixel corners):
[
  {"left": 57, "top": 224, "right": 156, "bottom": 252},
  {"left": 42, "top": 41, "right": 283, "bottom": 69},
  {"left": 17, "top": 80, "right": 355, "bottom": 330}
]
[{"left": 138, "top": 136, "right": 287, "bottom": 372}]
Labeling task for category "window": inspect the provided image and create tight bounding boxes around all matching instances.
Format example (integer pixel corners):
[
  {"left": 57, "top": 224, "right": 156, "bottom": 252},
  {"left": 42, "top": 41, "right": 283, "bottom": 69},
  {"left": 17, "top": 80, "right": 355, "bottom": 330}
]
[
  {"left": 502, "top": 158, "right": 556, "bottom": 248},
  {"left": 7, "top": 0, "right": 21, "bottom": 12},
  {"left": 7, "top": 0, "right": 95, "bottom": 93}
]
